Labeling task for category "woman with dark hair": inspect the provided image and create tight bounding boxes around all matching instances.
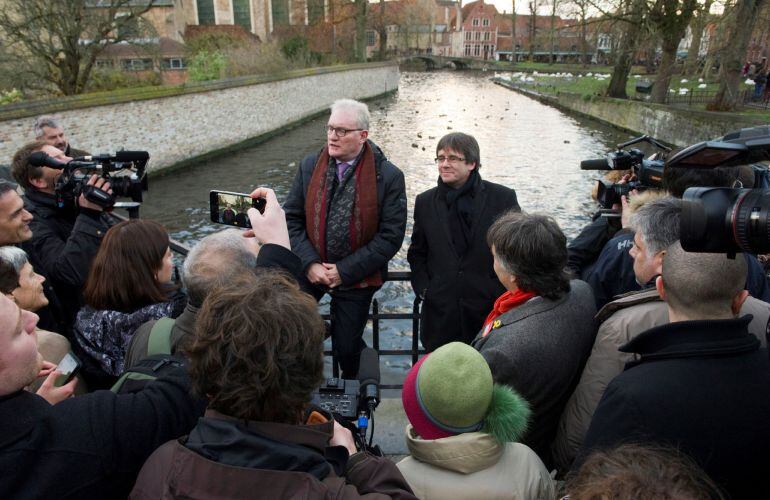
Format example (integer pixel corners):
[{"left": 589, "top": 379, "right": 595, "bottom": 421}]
[
  {"left": 471, "top": 211, "right": 597, "bottom": 468},
  {"left": 74, "top": 219, "right": 185, "bottom": 386}
]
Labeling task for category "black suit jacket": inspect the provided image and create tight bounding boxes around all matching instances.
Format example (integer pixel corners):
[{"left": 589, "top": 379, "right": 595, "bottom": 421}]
[{"left": 408, "top": 178, "right": 519, "bottom": 351}]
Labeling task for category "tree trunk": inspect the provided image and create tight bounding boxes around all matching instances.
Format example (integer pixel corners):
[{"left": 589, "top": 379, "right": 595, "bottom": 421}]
[
  {"left": 378, "top": 0, "right": 388, "bottom": 60},
  {"left": 512, "top": 0, "right": 517, "bottom": 62},
  {"left": 528, "top": 2, "right": 536, "bottom": 62},
  {"left": 581, "top": 9, "right": 589, "bottom": 66},
  {"left": 710, "top": 0, "right": 765, "bottom": 110},
  {"left": 607, "top": 0, "right": 646, "bottom": 98},
  {"left": 354, "top": 0, "right": 368, "bottom": 62},
  {"left": 549, "top": 2, "right": 556, "bottom": 64},
  {"left": 650, "top": 41, "right": 678, "bottom": 102}
]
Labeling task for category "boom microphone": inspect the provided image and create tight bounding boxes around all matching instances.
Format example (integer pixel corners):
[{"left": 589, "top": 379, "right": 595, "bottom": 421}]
[
  {"left": 28, "top": 152, "right": 67, "bottom": 169},
  {"left": 580, "top": 157, "right": 612, "bottom": 170},
  {"left": 357, "top": 348, "right": 380, "bottom": 410}
]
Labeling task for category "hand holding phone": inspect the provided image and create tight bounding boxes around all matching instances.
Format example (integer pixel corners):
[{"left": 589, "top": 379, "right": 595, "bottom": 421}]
[{"left": 209, "top": 190, "right": 266, "bottom": 229}]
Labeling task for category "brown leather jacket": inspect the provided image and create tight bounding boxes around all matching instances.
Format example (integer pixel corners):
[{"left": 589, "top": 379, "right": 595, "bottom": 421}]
[{"left": 130, "top": 410, "right": 417, "bottom": 499}]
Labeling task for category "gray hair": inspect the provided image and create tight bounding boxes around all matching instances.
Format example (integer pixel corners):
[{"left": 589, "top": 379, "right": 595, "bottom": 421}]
[
  {"left": 330, "top": 99, "right": 370, "bottom": 130},
  {"left": 0, "top": 246, "right": 29, "bottom": 294},
  {"left": 33, "top": 116, "right": 62, "bottom": 138},
  {"left": 182, "top": 229, "right": 258, "bottom": 306},
  {"left": 629, "top": 196, "right": 683, "bottom": 256},
  {"left": 662, "top": 241, "right": 746, "bottom": 318}
]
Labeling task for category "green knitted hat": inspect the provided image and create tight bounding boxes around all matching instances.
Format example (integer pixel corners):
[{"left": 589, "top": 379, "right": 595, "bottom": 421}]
[{"left": 404, "top": 342, "right": 531, "bottom": 443}]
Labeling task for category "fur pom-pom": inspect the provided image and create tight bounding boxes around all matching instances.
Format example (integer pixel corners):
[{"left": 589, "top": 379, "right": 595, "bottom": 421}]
[{"left": 482, "top": 384, "right": 531, "bottom": 443}]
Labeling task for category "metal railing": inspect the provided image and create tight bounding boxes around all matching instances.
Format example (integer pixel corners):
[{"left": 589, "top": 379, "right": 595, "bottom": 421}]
[{"left": 162, "top": 232, "right": 423, "bottom": 390}]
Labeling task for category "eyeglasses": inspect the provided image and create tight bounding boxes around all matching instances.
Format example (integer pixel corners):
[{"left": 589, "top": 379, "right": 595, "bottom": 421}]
[
  {"left": 434, "top": 155, "right": 467, "bottom": 164},
  {"left": 325, "top": 125, "right": 364, "bottom": 137}
]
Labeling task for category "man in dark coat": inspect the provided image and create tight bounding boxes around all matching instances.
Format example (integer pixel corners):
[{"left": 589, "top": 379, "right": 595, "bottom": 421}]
[
  {"left": 284, "top": 99, "right": 407, "bottom": 378},
  {"left": 33, "top": 116, "right": 89, "bottom": 158},
  {"left": 578, "top": 242, "right": 770, "bottom": 499},
  {"left": 408, "top": 132, "right": 519, "bottom": 351},
  {"left": 11, "top": 141, "right": 115, "bottom": 334}
]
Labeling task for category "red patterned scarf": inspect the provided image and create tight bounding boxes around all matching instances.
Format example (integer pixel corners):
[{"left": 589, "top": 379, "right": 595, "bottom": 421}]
[
  {"left": 481, "top": 289, "right": 538, "bottom": 337},
  {"left": 305, "top": 142, "right": 381, "bottom": 288}
]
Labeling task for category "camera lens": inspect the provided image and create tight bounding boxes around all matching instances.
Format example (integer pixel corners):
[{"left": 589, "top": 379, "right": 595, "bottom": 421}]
[{"left": 733, "top": 189, "right": 770, "bottom": 254}]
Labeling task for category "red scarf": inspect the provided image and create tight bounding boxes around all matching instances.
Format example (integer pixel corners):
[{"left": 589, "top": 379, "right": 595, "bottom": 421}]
[
  {"left": 481, "top": 289, "right": 538, "bottom": 337},
  {"left": 305, "top": 142, "right": 381, "bottom": 288}
]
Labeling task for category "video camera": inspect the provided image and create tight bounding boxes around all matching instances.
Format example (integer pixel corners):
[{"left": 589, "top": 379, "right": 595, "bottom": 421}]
[
  {"left": 581, "top": 135, "right": 670, "bottom": 209},
  {"left": 670, "top": 126, "right": 770, "bottom": 255},
  {"left": 28, "top": 150, "right": 149, "bottom": 209},
  {"left": 311, "top": 347, "right": 381, "bottom": 453}
]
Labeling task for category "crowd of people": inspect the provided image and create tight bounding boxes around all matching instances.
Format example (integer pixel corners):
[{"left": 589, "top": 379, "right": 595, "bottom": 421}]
[{"left": 0, "top": 104, "right": 768, "bottom": 499}]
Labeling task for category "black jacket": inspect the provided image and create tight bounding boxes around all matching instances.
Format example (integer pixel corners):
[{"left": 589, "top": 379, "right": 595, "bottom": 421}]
[
  {"left": 21, "top": 189, "right": 115, "bottom": 332},
  {"left": 284, "top": 140, "right": 407, "bottom": 286},
  {"left": 566, "top": 213, "right": 620, "bottom": 275},
  {"left": 0, "top": 362, "right": 204, "bottom": 499},
  {"left": 409, "top": 179, "right": 519, "bottom": 351},
  {"left": 585, "top": 229, "right": 770, "bottom": 309},
  {"left": 579, "top": 316, "right": 770, "bottom": 499}
]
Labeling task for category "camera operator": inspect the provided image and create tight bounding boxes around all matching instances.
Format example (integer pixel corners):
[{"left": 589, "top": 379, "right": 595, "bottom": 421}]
[
  {"left": 582, "top": 165, "right": 770, "bottom": 309},
  {"left": 131, "top": 270, "right": 417, "bottom": 499},
  {"left": 11, "top": 141, "right": 116, "bottom": 333},
  {"left": 33, "top": 116, "right": 89, "bottom": 159}
]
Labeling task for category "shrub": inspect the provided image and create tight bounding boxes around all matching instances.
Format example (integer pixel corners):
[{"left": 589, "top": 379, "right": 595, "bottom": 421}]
[{"left": 188, "top": 50, "right": 227, "bottom": 82}]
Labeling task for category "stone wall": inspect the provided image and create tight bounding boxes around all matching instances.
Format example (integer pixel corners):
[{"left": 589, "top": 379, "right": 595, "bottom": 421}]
[
  {"left": 0, "top": 63, "right": 400, "bottom": 172},
  {"left": 494, "top": 80, "right": 768, "bottom": 147}
]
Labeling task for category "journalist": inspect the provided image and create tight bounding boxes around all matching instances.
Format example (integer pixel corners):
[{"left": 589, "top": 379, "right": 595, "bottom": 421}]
[
  {"left": 131, "top": 270, "right": 417, "bottom": 499},
  {"left": 11, "top": 141, "right": 115, "bottom": 333}
]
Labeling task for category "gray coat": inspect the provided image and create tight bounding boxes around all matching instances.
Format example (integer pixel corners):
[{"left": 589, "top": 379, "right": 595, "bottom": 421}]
[{"left": 472, "top": 280, "right": 597, "bottom": 467}]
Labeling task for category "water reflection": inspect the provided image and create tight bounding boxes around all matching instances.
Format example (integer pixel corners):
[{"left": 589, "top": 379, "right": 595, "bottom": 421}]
[{"left": 141, "top": 70, "right": 631, "bottom": 378}]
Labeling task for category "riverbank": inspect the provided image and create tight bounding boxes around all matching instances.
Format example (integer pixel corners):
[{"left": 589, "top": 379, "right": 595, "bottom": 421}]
[
  {"left": 493, "top": 77, "right": 767, "bottom": 146},
  {"left": 0, "top": 62, "right": 399, "bottom": 173}
]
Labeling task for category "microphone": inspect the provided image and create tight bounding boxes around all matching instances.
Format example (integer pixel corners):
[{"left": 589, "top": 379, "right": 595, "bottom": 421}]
[
  {"left": 73, "top": 151, "right": 150, "bottom": 163},
  {"left": 28, "top": 151, "right": 67, "bottom": 169},
  {"left": 580, "top": 157, "right": 612, "bottom": 170},
  {"left": 357, "top": 348, "right": 380, "bottom": 411}
]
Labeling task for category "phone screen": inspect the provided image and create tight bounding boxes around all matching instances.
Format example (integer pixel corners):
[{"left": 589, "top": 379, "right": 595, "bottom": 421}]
[
  {"left": 55, "top": 352, "right": 80, "bottom": 387},
  {"left": 209, "top": 190, "right": 266, "bottom": 228}
]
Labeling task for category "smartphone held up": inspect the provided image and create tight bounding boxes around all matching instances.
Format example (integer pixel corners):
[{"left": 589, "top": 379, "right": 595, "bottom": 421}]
[{"left": 209, "top": 190, "right": 266, "bottom": 229}]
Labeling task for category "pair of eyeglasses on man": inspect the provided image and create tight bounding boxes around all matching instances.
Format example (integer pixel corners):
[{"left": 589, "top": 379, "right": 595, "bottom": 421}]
[
  {"left": 325, "top": 125, "right": 364, "bottom": 137},
  {"left": 434, "top": 155, "right": 467, "bottom": 164}
]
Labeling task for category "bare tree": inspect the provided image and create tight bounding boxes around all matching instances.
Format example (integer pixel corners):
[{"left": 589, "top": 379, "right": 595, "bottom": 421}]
[
  {"left": 709, "top": 0, "right": 766, "bottom": 110},
  {"left": 378, "top": 0, "right": 388, "bottom": 60},
  {"left": 529, "top": 0, "right": 539, "bottom": 61},
  {"left": 605, "top": 0, "right": 647, "bottom": 98},
  {"left": 648, "top": 0, "right": 699, "bottom": 103},
  {"left": 683, "top": 0, "right": 714, "bottom": 75},
  {"left": 548, "top": 0, "right": 562, "bottom": 64},
  {"left": 0, "top": 0, "right": 157, "bottom": 96},
  {"left": 354, "top": 0, "right": 368, "bottom": 61}
]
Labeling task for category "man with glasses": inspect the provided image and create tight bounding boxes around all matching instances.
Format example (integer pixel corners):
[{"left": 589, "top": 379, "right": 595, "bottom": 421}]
[
  {"left": 284, "top": 99, "right": 406, "bottom": 378},
  {"left": 408, "top": 132, "right": 519, "bottom": 351}
]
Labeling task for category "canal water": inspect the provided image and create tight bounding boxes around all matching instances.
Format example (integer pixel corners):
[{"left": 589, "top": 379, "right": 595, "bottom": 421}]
[{"left": 141, "top": 70, "right": 631, "bottom": 382}]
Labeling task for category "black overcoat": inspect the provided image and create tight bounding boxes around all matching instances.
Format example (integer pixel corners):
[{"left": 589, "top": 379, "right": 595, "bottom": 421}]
[{"left": 407, "top": 179, "right": 519, "bottom": 351}]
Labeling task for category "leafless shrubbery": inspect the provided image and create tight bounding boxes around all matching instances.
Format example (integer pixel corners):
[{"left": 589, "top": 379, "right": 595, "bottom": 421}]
[{"left": 223, "top": 41, "right": 309, "bottom": 77}]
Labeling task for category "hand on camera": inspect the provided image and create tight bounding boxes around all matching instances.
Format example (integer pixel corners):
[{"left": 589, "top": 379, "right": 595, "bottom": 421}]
[
  {"left": 242, "top": 187, "right": 291, "bottom": 249},
  {"left": 78, "top": 175, "right": 112, "bottom": 212},
  {"left": 330, "top": 419, "right": 358, "bottom": 456}
]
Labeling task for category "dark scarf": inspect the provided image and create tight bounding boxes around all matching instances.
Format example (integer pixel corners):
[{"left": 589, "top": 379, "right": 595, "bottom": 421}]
[
  {"left": 437, "top": 169, "right": 480, "bottom": 258},
  {"left": 305, "top": 142, "right": 381, "bottom": 288}
]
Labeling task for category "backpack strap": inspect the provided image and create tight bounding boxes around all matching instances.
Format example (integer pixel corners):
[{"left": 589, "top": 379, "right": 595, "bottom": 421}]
[{"left": 147, "top": 317, "right": 175, "bottom": 356}]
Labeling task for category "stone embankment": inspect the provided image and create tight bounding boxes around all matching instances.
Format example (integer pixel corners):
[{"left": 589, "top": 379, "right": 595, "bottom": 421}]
[
  {"left": 0, "top": 62, "right": 399, "bottom": 173},
  {"left": 494, "top": 78, "right": 767, "bottom": 147}
]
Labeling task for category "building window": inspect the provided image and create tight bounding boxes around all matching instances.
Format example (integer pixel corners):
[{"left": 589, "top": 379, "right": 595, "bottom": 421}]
[
  {"left": 162, "top": 58, "right": 186, "bottom": 69},
  {"left": 233, "top": 0, "right": 252, "bottom": 31},
  {"left": 484, "top": 31, "right": 490, "bottom": 41},
  {"left": 196, "top": 0, "right": 215, "bottom": 25},
  {"left": 472, "top": 18, "right": 480, "bottom": 26},
  {"left": 272, "top": 0, "right": 289, "bottom": 26},
  {"left": 465, "top": 31, "right": 471, "bottom": 40},
  {"left": 482, "top": 18, "right": 490, "bottom": 26},
  {"left": 473, "top": 45, "right": 481, "bottom": 56},
  {"left": 367, "top": 30, "right": 376, "bottom": 46},
  {"left": 308, "top": 0, "right": 325, "bottom": 24},
  {"left": 121, "top": 58, "right": 153, "bottom": 71},
  {"left": 95, "top": 59, "right": 114, "bottom": 69},
  {"left": 465, "top": 44, "right": 472, "bottom": 56},
  {"left": 474, "top": 31, "right": 480, "bottom": 40}
]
